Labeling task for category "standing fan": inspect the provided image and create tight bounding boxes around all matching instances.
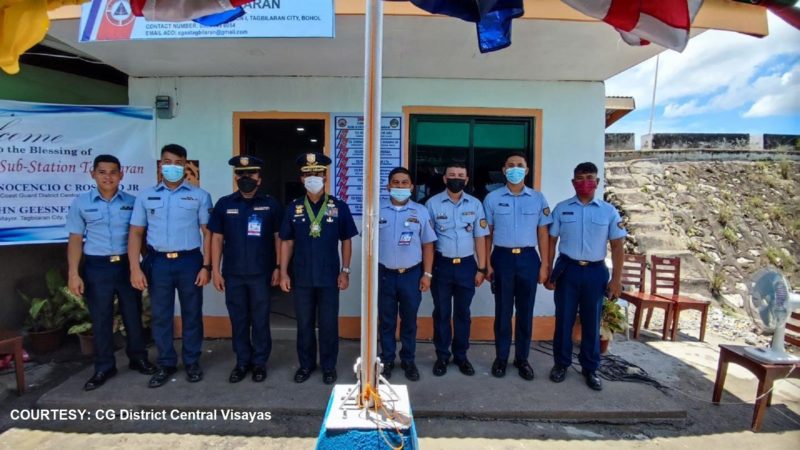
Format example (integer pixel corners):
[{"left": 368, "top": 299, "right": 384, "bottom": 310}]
[{"left": 744, "top": 268, "right": 800, "bottom": 364}]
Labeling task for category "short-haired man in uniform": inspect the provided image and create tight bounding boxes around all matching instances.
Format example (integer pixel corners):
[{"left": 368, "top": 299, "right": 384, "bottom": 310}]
[
  {"left": 483, "top": 152, "right": 552, "bottom": 380},
  {"left": 425, "top": 162, "right": 488, "bottom": 377},
  {"left": 378, "top": 167, "right": 437, "bottom": 381},
  {"left": 209, "top": 156, "right": 282, "bottom": 383},
  {"left": 279, "top": 152, "right": 358, "bottom": 385},
  {"left": 544, "top": 162, "right": 626, "bottom": 391},
  {"left": 128, "top": 144, "right": 213, "bottom": 388},
  {"left": 66, "top": 154, "right": 156, "bottom": 391}
]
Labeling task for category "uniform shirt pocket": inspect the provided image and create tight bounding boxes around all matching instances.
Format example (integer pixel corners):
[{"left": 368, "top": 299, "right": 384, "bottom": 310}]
[
  {"left": 118, "top": 208, "right": 133, "bottom": 223},
  {"left": 178, "top": 198, "right": 199, "bottom": 211},
  {"left": 591, "top": 212, "right": 610, "bottom": 229},
  {"left": 82, "top": 210, "right": 103, "bottom": 222},
  {"left": 143, "top": 199, "right": 164, "bottom": 214},
  {"left": 494, "top": 207, "right": 513, "bottom": 226}
]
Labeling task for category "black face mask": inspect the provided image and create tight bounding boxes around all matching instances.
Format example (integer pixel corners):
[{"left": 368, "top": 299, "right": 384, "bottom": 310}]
[
  {"left": 445, "top": 178, "right": 466, "bottom": 193},
  {"left": 237, "top": 177, "right": 258, "bottom": 194}
]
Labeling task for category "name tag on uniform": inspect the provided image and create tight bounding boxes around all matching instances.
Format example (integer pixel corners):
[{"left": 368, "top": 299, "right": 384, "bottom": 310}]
[
  {"left": 247, "top": 214, "right": 262, "bottom": 236},
  {"left": 399, "top": 231, "right": 413, "bottom": 246},
  {"left": 254, "top": 206, "right": 270, "bottom": 211},
  {"left": 226, "top": 209, "right": 239, "bottom": 215}
]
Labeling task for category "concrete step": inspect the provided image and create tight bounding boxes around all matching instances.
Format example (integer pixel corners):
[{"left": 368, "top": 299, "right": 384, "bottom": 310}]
[
  {"left": 605, "top": 164, "right": 631, "bottom": 176},
  {"left": 628, "top": 221, "right": 671, "bottom": 232},
  {"left": 605, "top": 175, "right": 640, "bottom": 189},
  {"left": 609, "top": 188, "right": 649, "bottom": 204}
]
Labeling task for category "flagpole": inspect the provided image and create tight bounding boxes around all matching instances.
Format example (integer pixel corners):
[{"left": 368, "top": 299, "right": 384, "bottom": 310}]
[
  {"left": 647, "top": 54, "right": 660, "bottom": 149},
  {"left": 358, "top": 0, "right": 383, "bottom": 407}
]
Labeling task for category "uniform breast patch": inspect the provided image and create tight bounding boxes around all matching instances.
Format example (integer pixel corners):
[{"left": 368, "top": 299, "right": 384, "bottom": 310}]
[
  {"left": 226, "top": 209, "right": 239, "bottom": 215},
  {"left": 562, "top": 211, "right": 574, "bottom": 216},
  {"left": 253, "top": 206, "right": 270, "bottom": 211},
  {"left": 120, "top": 206, "right": 133, "bottom": 211},
  {"left": 147, "top": 197, "right": 160, "bottom": 200}
]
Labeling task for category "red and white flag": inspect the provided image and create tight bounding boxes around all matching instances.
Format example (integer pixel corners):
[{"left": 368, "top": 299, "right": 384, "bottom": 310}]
[
  {"left": 129, "top": 0, "right": 253, "bottom": 22},
  {"left": 563, "top": 0, "right": 704, "bottom": 52}
]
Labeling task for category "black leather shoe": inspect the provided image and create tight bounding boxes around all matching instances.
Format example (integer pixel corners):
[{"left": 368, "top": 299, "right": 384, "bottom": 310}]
[
  {"left": 381, "top": 361, "right": 394, "bottom": 380},
  {"left": 84, "top": 368, "right": 117, "bottom": 391},
  {"left": 148, "top": 366, "right": 177, "bottom": 388},
  {"left": 491, "top": 358, "right": 507, "bottom": 378},
  {"left": 229, "top": 365, "right": 250, "bottom": 383},
  {"left": 322, "top": 369, "right": 337, "bottom": 385},
  {"left": 582, "top": 368, "right": 603, "bottom": 391},
  {"left": 549, "top": 365, "right": 567, "bottom": 383},
  {"left": 454, "top": 359, "right": 475, "bottom": 376},
  {"left": 252, "top": 366, "right": 267, "bottom": 382},
  {"left": 400, "top": 361, "right": 420, "bottom": 381},
  {"left": 432, "top": 358, "right": 448, "bottom": 377},
  {"left": 513, "top": 359, "right": 535, "bottom": 380},
  {"left": 129, "top": 359, "right": 158, "bottom": 375},
  {"left": 294, "top": 367, "right": 314, "bottom": 383},
  {"left": 185, "top": 363, "right": 203, "bottom": 383}
]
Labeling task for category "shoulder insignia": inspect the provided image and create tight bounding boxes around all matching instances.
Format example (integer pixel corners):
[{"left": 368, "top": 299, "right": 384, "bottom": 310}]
[
  {"left": 480, "top": 219, "right": 488, "bottom": 229},
  {"left": 543, "top": 207, "right": 551, "bottom": 216}
]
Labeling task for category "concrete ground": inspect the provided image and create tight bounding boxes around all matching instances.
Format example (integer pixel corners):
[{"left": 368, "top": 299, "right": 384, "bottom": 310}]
[{"left": 1, "top": 328, "right": 799, "bottom": 449}]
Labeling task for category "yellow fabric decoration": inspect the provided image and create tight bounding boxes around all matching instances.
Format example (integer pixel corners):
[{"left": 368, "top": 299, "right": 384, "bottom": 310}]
[{"left": 0, "top": 0, "right": 88, "bottom": 75}]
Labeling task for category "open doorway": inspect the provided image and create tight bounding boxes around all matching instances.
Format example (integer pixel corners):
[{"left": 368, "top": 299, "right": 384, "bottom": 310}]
[{"left": 235, "top": 113, "right": 329, "bottom": 337}]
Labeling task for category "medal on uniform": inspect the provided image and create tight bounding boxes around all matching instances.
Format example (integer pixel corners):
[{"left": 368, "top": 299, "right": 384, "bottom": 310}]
[{"left": 304, "top": 194, "right": 329, "bottom": 238}]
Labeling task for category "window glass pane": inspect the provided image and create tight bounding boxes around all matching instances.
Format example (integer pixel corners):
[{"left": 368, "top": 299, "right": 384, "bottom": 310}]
[
  {"left": 415, "top": 121, "right": 470, "bottom": 147},
  {"left": 473, "top": 122, "right": 526, "bottom": 149}
]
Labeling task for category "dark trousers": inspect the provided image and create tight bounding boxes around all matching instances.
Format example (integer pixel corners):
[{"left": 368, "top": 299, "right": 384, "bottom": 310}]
[
  {"left": 294, "top": 286, "right": 339, "bottom": 371},
  {"left": 431, "top": 254, "right": 476, "bottom": 362},
  {"left": 378, "top": 264, "right": 422, "bottom": 364},
  {"left": 225, "top": 273, "right": 272, "bottom": 367},
  {"left": 144, "top": 249, "right": 204, "bottom": 368},
  {"left": 83, "top": 256, "right": 147, "bottom": 373},
  {"left": 491, "top": 247, "right": 540, "bottom": 362},
  {"left": 553, "top": 260, "right": 609, "bottom": 371}
]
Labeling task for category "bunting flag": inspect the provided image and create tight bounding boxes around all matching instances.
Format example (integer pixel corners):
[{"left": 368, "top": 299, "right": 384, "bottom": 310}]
[
  {"left": 388, "top": 0, "right": 525, "bottom": 53},
  {"left": 734, "top": 0, "right": 800, "bottom": 30},
  {"left": 129, "top": 0, "right": 254, "bottom": 26},
  {"left": 562, "top": 0, "right": 704, "bottom": 52}
]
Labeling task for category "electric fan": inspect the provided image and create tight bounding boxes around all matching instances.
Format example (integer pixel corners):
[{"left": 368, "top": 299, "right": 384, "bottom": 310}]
[{"left": 743, "top": 268, "right": 800, "bottom": 364}]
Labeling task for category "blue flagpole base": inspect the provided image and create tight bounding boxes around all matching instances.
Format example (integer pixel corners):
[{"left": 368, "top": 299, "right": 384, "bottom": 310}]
[{"left": 316, "top": 384, "right": 418, "bottom": 450}]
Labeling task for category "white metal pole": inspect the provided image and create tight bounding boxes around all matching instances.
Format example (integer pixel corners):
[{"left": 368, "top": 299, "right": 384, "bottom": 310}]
[
  {"left": 358, "top": 0, "right": 383, "bottom": 407},
  {"left": 646, "top": 54, "right": 660, "bottom": 148}
]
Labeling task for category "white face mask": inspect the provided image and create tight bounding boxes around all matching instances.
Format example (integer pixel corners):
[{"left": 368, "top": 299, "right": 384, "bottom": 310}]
[{"left": 304, "top": 176, "right": 324, "bottom": 194}]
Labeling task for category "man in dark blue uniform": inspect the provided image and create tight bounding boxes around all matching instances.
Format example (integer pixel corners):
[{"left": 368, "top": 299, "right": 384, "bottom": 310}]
[
  {"left": 209, "top": 156, "right": 282, "bottom": 383},
  {"left": 129, "top": 144, "right": 213, "bottom": 388},
  {"left": 279, "top": 152, "right": 358, "bottom": 385},
  {"left": 66, "top": 154, "right": 156, "bottom": 391},
  {"left": 545, "top": 162, "right": 626, "bottom": 391}
]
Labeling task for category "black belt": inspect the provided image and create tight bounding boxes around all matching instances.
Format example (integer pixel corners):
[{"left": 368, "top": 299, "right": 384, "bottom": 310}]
[
  {"left": 379, "top": 263, "right": 421, "bottom": 274},
  {"left": 85, "top": 254, "right": 125, "bottom": 263},
  {"left": 148, "top": 247, "right": 200, "bottom": 259},
  {"left": 561, "top": 255, "right": 604, "bottom": 267},
  {"left": 435, "top": 252, "right": 473, "bottom": 264},
  {"left": 495, "top": 246, "right": 536, "bottom": 255}
]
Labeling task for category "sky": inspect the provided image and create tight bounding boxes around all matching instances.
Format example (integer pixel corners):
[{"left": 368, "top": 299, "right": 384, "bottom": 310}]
[{"left": 605, "top": 12, "right": 800, "bottom": 149}]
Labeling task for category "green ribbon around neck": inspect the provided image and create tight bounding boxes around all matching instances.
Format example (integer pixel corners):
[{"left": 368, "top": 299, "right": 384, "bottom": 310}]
[{"left": 304, "top": 194, "right": 329, "bottom": 238}]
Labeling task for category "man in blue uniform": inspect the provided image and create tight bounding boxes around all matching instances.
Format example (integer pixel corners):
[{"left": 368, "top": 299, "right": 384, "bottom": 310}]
[
  {"left": 425, "top": 162, "right": 488, "bottom": 377},
  {"left": 544, "top": 162, "right": 626, "bottom": 391},
  {"left": 483, "top": 152, "right": 552, "bottom": 380},
  {"left": 279, "top": 152, "right": 358, "bottom": 385},
  {"left": 209, "top": 156, "right": 282, "bottom": 383},
  {"left": 128, "top": 144, "right": 213, "bottom": 388},
  {"left": 66, "top": 154, "right": 156, "bottom": 391},
  {"left": 378, "top": 167, "right": 437, "bottom": 381}
]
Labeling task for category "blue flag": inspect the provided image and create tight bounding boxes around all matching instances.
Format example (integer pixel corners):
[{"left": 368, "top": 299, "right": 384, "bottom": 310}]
[{"left": 390, "top": 0, "right": 524, "bottom": 53}]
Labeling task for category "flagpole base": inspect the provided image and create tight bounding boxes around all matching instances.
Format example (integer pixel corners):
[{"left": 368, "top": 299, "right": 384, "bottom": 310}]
[{"left": 317, "top": 384, "right": 417, "bottom": 450}]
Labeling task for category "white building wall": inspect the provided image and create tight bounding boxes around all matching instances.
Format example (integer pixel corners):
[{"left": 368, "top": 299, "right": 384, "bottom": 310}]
[{"left": 129, "top": 76, "right": 606, "bottom": 318}]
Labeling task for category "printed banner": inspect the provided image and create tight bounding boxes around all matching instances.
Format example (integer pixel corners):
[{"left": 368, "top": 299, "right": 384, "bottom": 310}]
[
  {"left": 332, "top": 115, "right": 402, "bottom": 216},
  {"left": 79, "top": 0, "right": 335, "bottom": 42},
  {"left": 0, "top": 101, "right": 156, "bottom": 245}
]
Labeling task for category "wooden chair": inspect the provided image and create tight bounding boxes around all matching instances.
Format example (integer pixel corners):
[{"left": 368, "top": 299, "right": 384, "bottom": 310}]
[
  {"left": 651, "top": 255, "right": 711, "bottom": 341},
  {"left": 712, "top": 311, "right": 800, "bottom": 431},
  {"left": 619, "top": 253, "right": 673, "bottom": 340},
  {"left": 0, "top": 330, "right": 25, "bottom": 395}
]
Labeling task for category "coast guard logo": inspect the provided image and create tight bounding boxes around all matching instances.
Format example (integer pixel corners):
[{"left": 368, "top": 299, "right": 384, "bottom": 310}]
[{"left": 105, "top": 0, "right": 135, "bottom": 27}]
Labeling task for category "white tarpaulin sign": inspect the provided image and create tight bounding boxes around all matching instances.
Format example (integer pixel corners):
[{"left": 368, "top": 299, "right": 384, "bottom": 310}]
[
  {"left": 79, "top": 0, "right": 335, "bottom": 42},
  {"left": 0, "top": 101, "right": 156, "bottom": 245}
]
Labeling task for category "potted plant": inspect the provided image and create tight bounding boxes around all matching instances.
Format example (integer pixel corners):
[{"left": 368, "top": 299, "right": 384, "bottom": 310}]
[
  {"left": 19, "top": 268, "right": 73, "bottom": 354},
  {"left": 600, "top": 297, "right": 628, "bottom": 354},
  {"left": 63, "top": 290, "right": 95, "bottom": 356}
]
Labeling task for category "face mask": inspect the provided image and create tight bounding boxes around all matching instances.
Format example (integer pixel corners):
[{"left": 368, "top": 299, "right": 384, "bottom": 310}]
[
  {"left": 505, "top": 167, "right": 526, "bottom": 185},
  {"left": 161, "top": 164, "right": 184, "bottom": 183},
  {"left": 445, "top": 178, "right": 466, "bottom": 193},
  {"left": 389, "top": 188, "right": 412, "bottom": 203},
  {"left": 573, "top": 179, "right": 598, "bottom": 197},
  {"left": 236, "top": 177, "right": 258, "bottom": 194},
  {"left": 304, "top": 176, "right": 324, "bottom": 194}
]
